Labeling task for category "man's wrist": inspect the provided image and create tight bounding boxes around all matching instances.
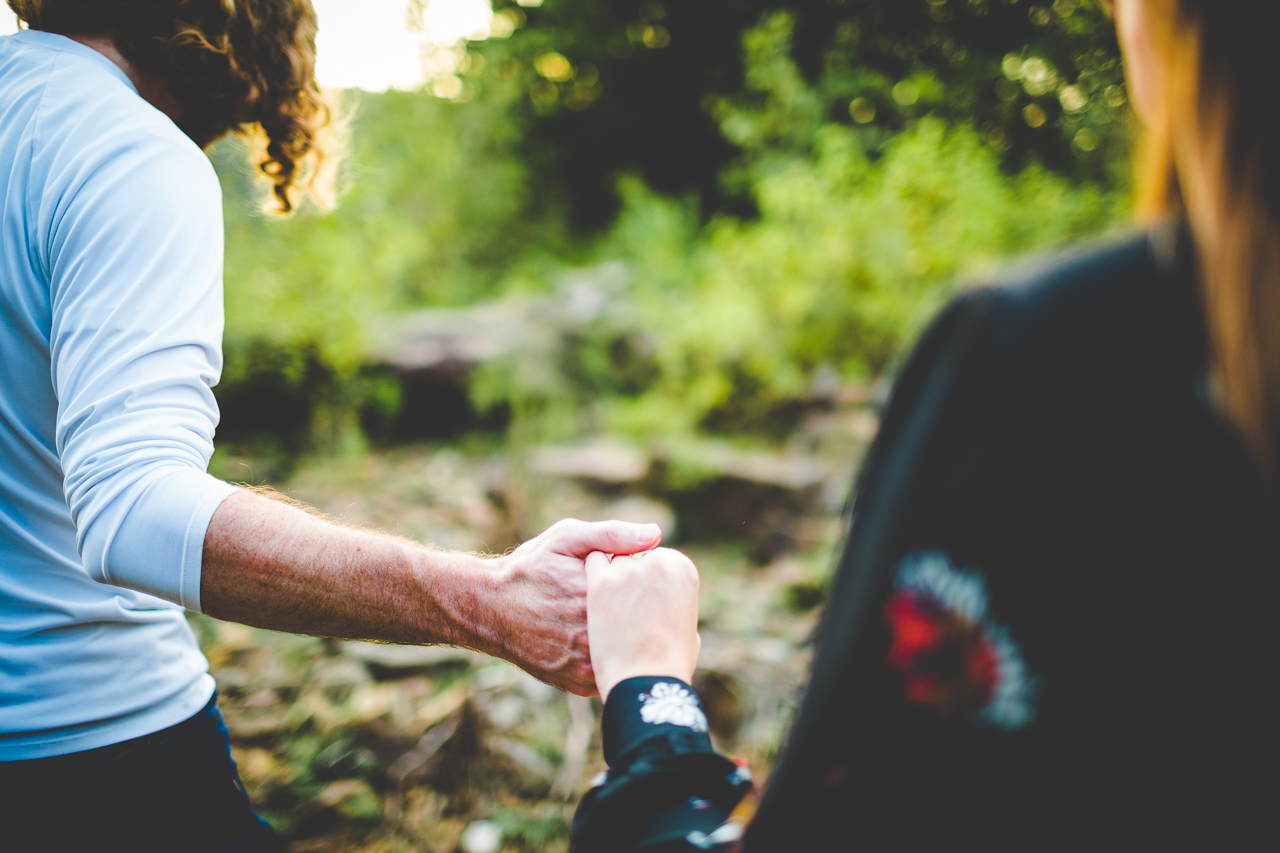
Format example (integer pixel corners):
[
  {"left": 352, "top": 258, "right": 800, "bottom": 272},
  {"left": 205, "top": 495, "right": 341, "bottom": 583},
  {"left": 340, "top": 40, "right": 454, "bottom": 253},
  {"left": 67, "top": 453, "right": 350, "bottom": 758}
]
[{"left": 404, "top": 547, "right": 501, "bottom": 650}]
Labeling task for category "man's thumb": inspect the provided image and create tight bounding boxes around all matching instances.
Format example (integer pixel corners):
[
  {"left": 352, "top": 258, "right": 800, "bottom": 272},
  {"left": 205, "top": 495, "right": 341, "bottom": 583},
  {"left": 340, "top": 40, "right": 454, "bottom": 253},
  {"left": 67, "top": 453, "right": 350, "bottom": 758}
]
[{"left": 560, "top": 519, "right": 661, "bottom": 557}]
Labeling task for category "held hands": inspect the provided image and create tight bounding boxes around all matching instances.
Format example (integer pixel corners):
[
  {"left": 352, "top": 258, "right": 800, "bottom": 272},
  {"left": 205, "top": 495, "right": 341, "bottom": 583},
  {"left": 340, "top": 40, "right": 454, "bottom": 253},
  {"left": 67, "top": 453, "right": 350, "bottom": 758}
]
[
  {"left": 478, "top": 519, "right": 701, "bottom": 700},
  {"left": 585, "top": 548, "right": 701, "bottom": 702},
  {"left": 485, "top": 519, "right": 662, "bottom": 696}
]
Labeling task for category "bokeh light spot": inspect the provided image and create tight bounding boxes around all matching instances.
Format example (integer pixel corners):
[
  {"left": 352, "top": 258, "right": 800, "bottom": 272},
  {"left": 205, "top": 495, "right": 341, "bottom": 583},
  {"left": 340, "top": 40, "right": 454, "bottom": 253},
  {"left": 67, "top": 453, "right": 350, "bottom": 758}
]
[
  {"left": 529, "top": 79, "right": 559, "bottom": 107},
  {"left": 1023, "top": 103, "right": 1047, "bottom": 128},
  {"left": 535, "top": 51, "right": 574, "bottom": 82},
  {"left": 576, "top": 63, "right": 600, "bottom": 87},
  {"left": 892, "top": 81, "right": 919, "bottom": 106},
  {"left": 430, "top": 74, "right": 463, "bottom": 100},
  {"left": 1021, "top": 57, "right": 1050, "bottom": 83},
  {"left": 460, "top": 52, "right": 485, "bottom": 76},
  {"left": 642, "top": 25, "right": 671, "bottom": 48},
  {"left": 849, "top": 97, "right": 877, "bottom": 124},
  {"left": 1073, "top": 127, "right": 1100, "bottom": 151},
  {"left": 1059, "top": 85, "right": 1087, "bottom": 113}
]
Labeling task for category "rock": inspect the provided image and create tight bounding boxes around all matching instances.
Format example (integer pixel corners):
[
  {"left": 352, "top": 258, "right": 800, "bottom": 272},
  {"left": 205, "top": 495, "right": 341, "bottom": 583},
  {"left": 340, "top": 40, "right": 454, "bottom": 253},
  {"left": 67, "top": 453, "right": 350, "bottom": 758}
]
[
  {"left": 652, "top": 440, "right": 827, "bottom": 554},
  {"left": 373, "top": 300, "right": 533, "bottom": 372},
  {"left": 372, "top": 263, "right": 630, "bottom": 374},
  {"left": 549, "top": 261, "right": 629, "bottom": 324},
  {"left": 313, "top": 658, "right": 372, "bottom": 689},
  {"left": 688, "top": 442, "right": 825, "bottom": 490},
  {"left": 533, "top": 438, "right": 649, "bottom": 484},
  {"left": 459, "top": 820, "right": 503, "bottom": 853}
]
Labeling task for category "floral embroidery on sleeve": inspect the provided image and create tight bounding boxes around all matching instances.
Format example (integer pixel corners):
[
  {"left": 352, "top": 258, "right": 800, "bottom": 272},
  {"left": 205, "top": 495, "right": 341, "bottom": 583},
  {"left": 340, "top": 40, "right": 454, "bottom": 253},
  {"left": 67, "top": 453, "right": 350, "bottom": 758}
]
[
  {"left": 638, "top": 682, "right": 709, "bottom": 732},
  {"left": 884, "top": 552, "right": 1037, "bottom": 729}
]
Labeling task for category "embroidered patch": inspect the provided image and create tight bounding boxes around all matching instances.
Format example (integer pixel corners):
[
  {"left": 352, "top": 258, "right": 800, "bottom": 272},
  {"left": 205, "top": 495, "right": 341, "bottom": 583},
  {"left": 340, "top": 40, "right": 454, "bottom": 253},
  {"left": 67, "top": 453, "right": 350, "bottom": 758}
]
[
  {"left": 638, "top": 682, "right": 709, "bottom": 732},
  {"left": 884, "top": 552, "right": 1037, "bottom": 729}
]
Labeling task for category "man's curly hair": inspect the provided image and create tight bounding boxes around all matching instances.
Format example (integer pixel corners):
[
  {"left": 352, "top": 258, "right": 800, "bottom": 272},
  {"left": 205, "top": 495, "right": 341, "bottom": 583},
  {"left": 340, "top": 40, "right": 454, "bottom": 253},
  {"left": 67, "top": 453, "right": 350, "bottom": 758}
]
[{"left": 9, "top": 0, "right": 328, "bottom": 212}]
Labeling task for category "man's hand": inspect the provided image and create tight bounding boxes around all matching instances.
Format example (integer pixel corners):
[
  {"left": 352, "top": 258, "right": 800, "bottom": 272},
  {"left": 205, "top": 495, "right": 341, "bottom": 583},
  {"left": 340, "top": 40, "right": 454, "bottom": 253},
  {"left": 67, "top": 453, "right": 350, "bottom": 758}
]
[
  {"left": 201, "top": 491, "right": 661, "bottom": 697},
  {"left": 584, "top": 548, "right": 701, "bottom": 702},
  {"left": 472, "top": 519, "right": 664, "bottom": 695}
]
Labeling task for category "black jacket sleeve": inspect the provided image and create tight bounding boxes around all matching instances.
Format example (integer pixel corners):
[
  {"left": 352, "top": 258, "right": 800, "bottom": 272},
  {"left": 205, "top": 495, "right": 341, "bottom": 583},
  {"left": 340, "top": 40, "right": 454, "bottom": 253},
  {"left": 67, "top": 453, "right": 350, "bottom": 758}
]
[{"left": 570, "top": 677, "right": 751, "bottom": 852}]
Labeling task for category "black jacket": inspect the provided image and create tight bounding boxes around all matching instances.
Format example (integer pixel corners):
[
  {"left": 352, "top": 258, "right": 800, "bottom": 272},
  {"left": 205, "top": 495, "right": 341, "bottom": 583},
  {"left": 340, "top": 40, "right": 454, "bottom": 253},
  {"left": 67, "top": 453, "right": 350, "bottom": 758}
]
[{"left": 572, "top": 226, "right": 1278, "bottom": 851}]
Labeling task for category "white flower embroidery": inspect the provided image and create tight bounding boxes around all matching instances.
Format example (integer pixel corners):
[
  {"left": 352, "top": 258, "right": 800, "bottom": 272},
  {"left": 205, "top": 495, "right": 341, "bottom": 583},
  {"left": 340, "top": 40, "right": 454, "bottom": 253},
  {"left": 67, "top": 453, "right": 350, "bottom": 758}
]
[{"left": 638, "top": 682, "right": 708, "bottom": 732}]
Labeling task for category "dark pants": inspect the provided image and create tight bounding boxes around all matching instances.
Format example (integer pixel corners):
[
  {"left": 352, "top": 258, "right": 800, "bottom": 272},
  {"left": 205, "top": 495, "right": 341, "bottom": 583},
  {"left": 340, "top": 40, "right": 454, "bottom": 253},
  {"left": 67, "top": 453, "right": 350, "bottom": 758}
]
[{"left": 0, "top": 692, "right": 281, "bottom": 853}]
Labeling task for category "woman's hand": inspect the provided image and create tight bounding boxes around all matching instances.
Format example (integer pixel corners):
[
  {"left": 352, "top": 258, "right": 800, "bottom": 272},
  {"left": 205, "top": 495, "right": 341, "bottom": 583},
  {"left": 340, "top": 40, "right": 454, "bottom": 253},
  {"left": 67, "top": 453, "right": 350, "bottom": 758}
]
[
  {"left": 479, "top": 519, "right": 663, "bottom": 696},
  {"left": 585, "top": 548, "right": 702, "bottom": 702}
]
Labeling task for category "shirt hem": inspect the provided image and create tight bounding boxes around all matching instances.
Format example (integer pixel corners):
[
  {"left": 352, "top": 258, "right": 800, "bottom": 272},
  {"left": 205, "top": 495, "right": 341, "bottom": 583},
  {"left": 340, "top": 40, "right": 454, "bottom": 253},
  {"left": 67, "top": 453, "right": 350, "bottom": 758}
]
[{"left": 0, "top": 672, "right": 215, "bottom": 761}]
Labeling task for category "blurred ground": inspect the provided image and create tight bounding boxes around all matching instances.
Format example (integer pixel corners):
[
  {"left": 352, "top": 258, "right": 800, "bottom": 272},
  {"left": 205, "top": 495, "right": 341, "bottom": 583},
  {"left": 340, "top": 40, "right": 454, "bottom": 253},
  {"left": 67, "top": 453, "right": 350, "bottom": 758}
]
[{"left": 194, "top": 400, "right": 876, "bottom": 852}]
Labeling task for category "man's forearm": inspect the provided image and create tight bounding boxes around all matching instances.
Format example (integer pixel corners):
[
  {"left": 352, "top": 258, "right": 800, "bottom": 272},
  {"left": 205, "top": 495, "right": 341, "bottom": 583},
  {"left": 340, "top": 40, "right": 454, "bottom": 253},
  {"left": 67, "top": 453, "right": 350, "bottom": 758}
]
[
  {"left": 200, "top": 489, "right": 494, "bottom": 647},
  {"left": 198, "top": 488, "right": 665, "bottom": 695}
]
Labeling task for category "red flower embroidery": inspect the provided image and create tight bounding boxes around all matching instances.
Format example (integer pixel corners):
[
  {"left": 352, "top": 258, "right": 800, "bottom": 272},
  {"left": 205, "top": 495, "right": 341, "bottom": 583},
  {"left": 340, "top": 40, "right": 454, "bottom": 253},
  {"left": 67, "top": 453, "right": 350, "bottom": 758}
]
[
  {"left": 883, "top": 553, "right": 1037, "bottom": 728},
  {"left": 885, "top": 591, "right": 998, "bottom": 717}
]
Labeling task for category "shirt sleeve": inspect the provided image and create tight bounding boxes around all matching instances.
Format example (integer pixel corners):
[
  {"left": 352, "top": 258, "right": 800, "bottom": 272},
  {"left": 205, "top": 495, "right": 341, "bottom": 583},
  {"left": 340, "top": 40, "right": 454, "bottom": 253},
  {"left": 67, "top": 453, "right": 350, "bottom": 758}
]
[
  {"left": 46, "top": 129, "right": 237, "bottom": 612},
  {"left": 571, "top": 677, "right": 751, "bottom": 852}
]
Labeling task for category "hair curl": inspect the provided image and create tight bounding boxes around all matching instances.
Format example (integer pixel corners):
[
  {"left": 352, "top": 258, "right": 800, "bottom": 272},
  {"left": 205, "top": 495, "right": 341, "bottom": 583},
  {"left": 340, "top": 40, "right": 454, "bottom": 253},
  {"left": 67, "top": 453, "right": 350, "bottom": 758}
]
[{"left": 8, "top": 0, "right": 328, "bottom": 212}]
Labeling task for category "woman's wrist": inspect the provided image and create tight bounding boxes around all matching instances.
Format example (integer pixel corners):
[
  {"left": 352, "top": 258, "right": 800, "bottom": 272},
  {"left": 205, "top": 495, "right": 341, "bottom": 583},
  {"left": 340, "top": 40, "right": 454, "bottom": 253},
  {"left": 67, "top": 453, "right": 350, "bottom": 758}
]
[
  {"left": 597, "top": 661, "right": 696, "bottom": 704},
  {"left": 601, "top": 675, "right": 711, "bottom": 767}
]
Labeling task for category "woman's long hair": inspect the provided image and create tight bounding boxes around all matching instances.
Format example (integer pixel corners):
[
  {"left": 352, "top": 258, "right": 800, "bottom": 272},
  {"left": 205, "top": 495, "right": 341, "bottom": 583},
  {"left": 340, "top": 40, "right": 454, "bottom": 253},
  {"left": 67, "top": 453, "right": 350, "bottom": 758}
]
[
  {"left": 8, "top": 0, "right": 329, "bottom": 212},
  {"left": 1135, "top": 0, "right": 1280, "bottom": 476}
]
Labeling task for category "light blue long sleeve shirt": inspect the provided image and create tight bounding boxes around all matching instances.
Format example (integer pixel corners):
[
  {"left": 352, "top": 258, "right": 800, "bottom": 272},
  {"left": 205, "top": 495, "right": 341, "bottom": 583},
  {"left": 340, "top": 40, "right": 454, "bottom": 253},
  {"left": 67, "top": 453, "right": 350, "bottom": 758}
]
[{"left": 1, "top": 30, "right": 238, "bottom": 759}]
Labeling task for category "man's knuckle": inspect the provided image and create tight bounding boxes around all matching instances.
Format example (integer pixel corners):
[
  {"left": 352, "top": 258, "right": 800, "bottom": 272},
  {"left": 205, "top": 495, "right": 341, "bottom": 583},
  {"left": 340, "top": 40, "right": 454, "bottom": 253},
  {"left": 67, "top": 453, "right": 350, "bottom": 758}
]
[{"left": 550, "top": 518, "right": 582, "bottom": 536}]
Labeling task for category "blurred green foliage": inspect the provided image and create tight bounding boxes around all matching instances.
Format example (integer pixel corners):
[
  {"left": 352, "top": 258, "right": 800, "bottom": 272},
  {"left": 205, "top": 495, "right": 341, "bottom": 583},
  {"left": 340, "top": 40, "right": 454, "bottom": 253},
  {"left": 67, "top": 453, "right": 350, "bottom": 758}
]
[
  {"left": 502, "top": 0, "right": 1129, "bottom": 224},
  {"left": 212, "top": 74, "right": 549, "bottom": 454},
  {"left": 212, "top": 0, "right": 1132, "bottom": 457}
]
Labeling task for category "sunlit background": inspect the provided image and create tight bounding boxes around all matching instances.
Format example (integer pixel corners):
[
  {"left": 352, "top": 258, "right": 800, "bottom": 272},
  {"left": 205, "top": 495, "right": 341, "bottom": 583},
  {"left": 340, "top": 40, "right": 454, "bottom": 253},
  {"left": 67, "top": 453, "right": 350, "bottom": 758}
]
[
  {"left": 312, "top": 0, "right": 504, "bottom": 91},
  {"left": 1, "top": 1, "right": 507, "bottom": 90}
]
